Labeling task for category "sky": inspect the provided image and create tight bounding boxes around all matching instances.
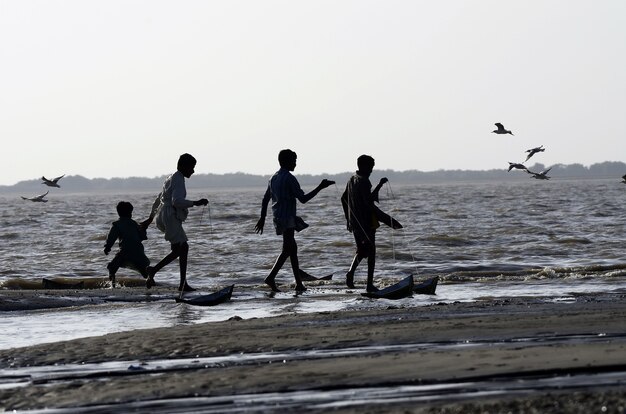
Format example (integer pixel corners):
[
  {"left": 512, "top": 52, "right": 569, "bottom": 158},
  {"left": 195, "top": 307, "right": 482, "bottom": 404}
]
[{"left": 1, "top": 1, "right": 625, "bottom": 186}]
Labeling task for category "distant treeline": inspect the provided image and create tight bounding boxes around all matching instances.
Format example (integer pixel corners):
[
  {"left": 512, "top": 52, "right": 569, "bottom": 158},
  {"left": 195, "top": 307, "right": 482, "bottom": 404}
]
[{"left": 2, "top": 161, "right": 625, "bottom": 194}]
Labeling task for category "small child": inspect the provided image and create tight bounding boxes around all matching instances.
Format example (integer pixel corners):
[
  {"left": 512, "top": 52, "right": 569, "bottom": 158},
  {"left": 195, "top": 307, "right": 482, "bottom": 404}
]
[{"left": 104, "top": 201, "right": 151, "bottom": 286}]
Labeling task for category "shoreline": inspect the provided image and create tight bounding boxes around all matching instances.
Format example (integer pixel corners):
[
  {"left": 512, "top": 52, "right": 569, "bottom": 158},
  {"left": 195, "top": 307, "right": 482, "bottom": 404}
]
[{"left": 1, "top": 292, "right": 626, "bottom": 412}]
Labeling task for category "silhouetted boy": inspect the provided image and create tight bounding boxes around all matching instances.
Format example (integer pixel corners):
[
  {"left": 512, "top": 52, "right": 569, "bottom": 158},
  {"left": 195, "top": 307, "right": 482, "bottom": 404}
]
[
  {"left": 145, "top": 153, "right": 208, "bottom": 291},
  {"left": 341, "top": 155, "right": 402, "bottom": 292},
  {"left": 255, "top": 149, "right": 334, "bottom": 292},
  {"left": 104, "top": 201, "right": 151, "bottom": 287}
]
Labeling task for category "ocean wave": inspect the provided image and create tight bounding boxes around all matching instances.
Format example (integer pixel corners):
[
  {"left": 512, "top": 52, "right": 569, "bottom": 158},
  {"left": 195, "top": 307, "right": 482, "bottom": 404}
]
[
  {"left": 555, "top": 237, "right": 593, "bottom": 245},
  {"left": 422, "top": 234, "right": 474, "bottom": 246},
  {"left": 432, "top": 263, "right": 626, "bottom": 283}
]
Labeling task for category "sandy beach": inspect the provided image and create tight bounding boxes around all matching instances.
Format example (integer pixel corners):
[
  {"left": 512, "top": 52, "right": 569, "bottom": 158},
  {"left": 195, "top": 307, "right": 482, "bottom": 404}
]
[{"left": 1, "top": 289, "right": 625, "bottom": 412}]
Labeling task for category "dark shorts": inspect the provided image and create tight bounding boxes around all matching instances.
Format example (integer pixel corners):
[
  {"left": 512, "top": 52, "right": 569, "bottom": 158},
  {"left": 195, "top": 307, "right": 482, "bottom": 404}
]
[
  {"left": 273, "top": 216, "right": 309, "bottom": 235},
  {"left": 108, "top": 250, "right": 150, "bottom": 276}
]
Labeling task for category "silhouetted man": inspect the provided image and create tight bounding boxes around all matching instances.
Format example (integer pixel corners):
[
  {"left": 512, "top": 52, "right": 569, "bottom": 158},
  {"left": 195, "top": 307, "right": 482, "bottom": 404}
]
[
  {"left": 255, "top": 149, "right": 334, "bottom": 292},
  {"left": 341, "top": 155, "right": 402, "bottom": 292},
  {"left": 145, "top": 153, "right": 208, "bottom": 291}
]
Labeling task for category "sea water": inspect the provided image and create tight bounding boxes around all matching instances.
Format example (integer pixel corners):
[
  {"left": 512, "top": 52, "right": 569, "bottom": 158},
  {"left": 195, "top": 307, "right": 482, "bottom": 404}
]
[{"left": 1, "top": 178, "right": 625, "bottom": 349}]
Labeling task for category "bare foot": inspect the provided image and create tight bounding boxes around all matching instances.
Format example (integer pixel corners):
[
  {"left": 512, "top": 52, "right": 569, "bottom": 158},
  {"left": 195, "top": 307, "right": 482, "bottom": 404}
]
[
  {"left": 264, "top": 277, "right": 280, "bottom": 292},
  {"left": 366, "top": 285, "right": 379, "bottom": 293},
  {"left": 346, "top": 272, "right": 355, "bottom": 289},
  {"left": 145, "top": 267, "right": 157, "bottom": 289},
  {"left": 178, "top": 284, "right": 196, "bottom": 292}
]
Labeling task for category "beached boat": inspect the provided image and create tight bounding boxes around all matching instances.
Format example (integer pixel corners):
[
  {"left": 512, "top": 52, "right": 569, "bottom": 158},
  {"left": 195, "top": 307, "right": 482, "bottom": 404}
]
[
  {"left": 175, "top": 285, "right": 234, "bottom": 306},
  {"left": 42, "top": 278, "right": 85, "bottom": 290},
  {"left": 414, "top": 276, "right": 438, "bottom": 295},
  {"left": 361, "top": 275, "right": 414, "bottom": 300},
  {"left": 298, "top": 269, "right": 333, "bottom": 282}
]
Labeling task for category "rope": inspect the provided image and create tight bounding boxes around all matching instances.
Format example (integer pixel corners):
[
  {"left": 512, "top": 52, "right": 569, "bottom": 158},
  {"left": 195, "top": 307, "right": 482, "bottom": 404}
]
[
  {"left": 387, "top": 184, "right": 396, "bottom": 261},
  {"left": 198, "top": 200, "right": 213, "bottom": 239},
  {"left": 385, "top": 182, "right": 419, "bottom": 272},
  {"left": 199, "top": 204, "right": 206, "bottom": 225},
  {"left": 207, "top": 201, "right": 213, "bottom": 242}
]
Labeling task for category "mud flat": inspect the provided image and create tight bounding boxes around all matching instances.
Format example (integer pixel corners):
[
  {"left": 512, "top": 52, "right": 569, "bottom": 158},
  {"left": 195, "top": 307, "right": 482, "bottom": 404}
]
[{"left": 1, "top": 292, "right": 625, "bottom": 412}]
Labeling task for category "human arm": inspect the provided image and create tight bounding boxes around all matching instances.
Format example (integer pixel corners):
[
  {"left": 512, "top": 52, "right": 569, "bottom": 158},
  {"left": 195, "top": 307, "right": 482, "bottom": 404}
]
[
  {"left": 171, "top": 174, "right": 207, "bottom": 207},
  {"left": 141, "top": 192, "right": 162, "bottom": 229},
  {"left": 296, "top": 179, "right": 335, "bottom": 204},
  {"left": 254, "top": 185, "right": 271, "bottom": 234},
  {"left": 139, "top": 216, "right": 153, "bottom": 230},
  {"left": 103, "top": 224, "right": 119, "bottom": 255},
  {"left": 371, "top": 177, "right": 388, "bottom": 203},
  {"left": 340, "top": 185, "right": 352, "bottom": 232},
  {"left": 171, "top": 173, "right": 195, "bottom": 210}
]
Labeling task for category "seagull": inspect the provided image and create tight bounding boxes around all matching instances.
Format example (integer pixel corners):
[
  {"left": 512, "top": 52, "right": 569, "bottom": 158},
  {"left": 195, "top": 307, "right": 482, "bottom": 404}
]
[
  {"left": 21, "top": 191, "right": 49, "bottom": 202},
  {"left": 492, "top": 123, "right": 514, "bottom": 135},
  {"left": 525, "top": 145, "right": 545, "bottom": 162},
  {"left": 527, "top": 167, "right": 552, "bottom": 180},
  {"left": 507, "top": 162, "right": 527, "bottom": 172},
  {"left": 622, "top": 174, "right": 626, "bottom": 184},
  {"left": 41, "top": 174, "right": 65, "bottom": 188}
]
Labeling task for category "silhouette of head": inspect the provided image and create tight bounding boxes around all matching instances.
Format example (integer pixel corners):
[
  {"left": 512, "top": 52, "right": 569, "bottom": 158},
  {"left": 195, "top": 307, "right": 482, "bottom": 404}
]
[
  {"left": 357, "top": 155, "right": 375, "bottom": 175},
  {"left": 116, "top": 201, "right": 133, "bottom": 218},
  {"left": 278, "top": 149, "right": 297, "bottom": 170},
  {"left": 177, "top": 153, "right": 197, "bottom": 178}
]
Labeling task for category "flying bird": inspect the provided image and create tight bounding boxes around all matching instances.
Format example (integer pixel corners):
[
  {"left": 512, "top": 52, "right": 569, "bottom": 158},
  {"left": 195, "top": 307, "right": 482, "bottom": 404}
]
[
  {"left": 525, "top": 145, "right": 545, "bottom": 162},
  {"left": 21, "top": 191, "right": 49, "bottom": 202},
  {"left": 41, "top": 174, "right": 65, "bottom": 188},
  {"left": 492, "top": 123, "right": 514, "bottom": 135},
  {"left": 527, "top": 167, "right": 552, "bottom": 180},
  {"left": 622, "top": 174, "right": 626, "bottom": 184},
  {"left": 507, "top": 162, "right": 527, "bottom": 172}
]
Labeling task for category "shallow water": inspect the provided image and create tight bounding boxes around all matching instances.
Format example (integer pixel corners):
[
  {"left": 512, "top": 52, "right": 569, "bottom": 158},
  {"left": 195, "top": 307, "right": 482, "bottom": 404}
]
[
  {"left": 1, "top": 279, "right": 624, "bottom": 350},
  {"left": 1, "top": 179, "right": 626, "bottom": 349}
]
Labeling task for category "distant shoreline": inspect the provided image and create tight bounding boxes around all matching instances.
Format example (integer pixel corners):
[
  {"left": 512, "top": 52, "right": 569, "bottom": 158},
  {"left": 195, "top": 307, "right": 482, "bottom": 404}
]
[{"left": 2, "top": 161, "right": 625, "bottom": 194}]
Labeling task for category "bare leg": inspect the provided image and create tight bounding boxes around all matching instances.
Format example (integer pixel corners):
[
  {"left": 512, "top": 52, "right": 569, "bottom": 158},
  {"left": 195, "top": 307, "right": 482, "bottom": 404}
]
[
  {"left": 366, "top": 235, "right": 378, "bottom": 293},
  {"left": 284, "top": 231, "right": 306, "bottom": 292},
  {"left": 265, "top": 229, "right": 303, "bottom": 292},
  {"left": 177, "top": 242, "right": 194, "bottom": 291},
  {"left": 346, "top": 254, "right": 361, "bottom": 288},
  {"left": 146, "top": 243, "right": 184, "bottom": 289},
  {"left": 280, "top": 229, "right": 305, "bottom": 291},
  {"left": 366, "top": 254, "right": 377, "bottom": 292},
  {"left": 265, "top": 250, "right": 288, "bottom": 293},
  {"left": 107, "top": 253, "right": 124, "bottom": 288}
]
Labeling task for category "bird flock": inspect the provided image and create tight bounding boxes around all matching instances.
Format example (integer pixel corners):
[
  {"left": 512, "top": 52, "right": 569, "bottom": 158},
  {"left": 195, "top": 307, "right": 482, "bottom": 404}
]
[
  {"left": 20, "top": 175, "right": 65, "bottom": 202},
  {"left": 494, "top": 123, "right": 553, "bottom": 180}
]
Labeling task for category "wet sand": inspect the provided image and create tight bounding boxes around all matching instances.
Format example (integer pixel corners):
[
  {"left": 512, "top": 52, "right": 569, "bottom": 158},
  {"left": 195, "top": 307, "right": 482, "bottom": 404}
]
[{"left": 1, "top": 291, "right": 626, "bottom": 412}]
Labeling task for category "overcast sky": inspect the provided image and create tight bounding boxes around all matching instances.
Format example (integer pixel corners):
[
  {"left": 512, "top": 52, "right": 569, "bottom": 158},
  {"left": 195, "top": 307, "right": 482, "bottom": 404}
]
[{"left": 1, "top": 1, "right": 624, "bottom": 186}]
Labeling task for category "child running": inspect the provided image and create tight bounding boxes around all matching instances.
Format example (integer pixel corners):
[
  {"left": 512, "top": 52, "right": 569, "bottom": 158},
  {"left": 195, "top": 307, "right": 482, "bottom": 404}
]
[{"left": 104, "top": 201, "right": 151, "bottom": 287}]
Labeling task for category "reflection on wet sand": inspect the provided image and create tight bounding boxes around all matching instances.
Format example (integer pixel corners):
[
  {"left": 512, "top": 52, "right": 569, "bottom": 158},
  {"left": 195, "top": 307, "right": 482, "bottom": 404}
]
[{"left": 1, "top": 292, "right": 625, "bottom": 412}]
